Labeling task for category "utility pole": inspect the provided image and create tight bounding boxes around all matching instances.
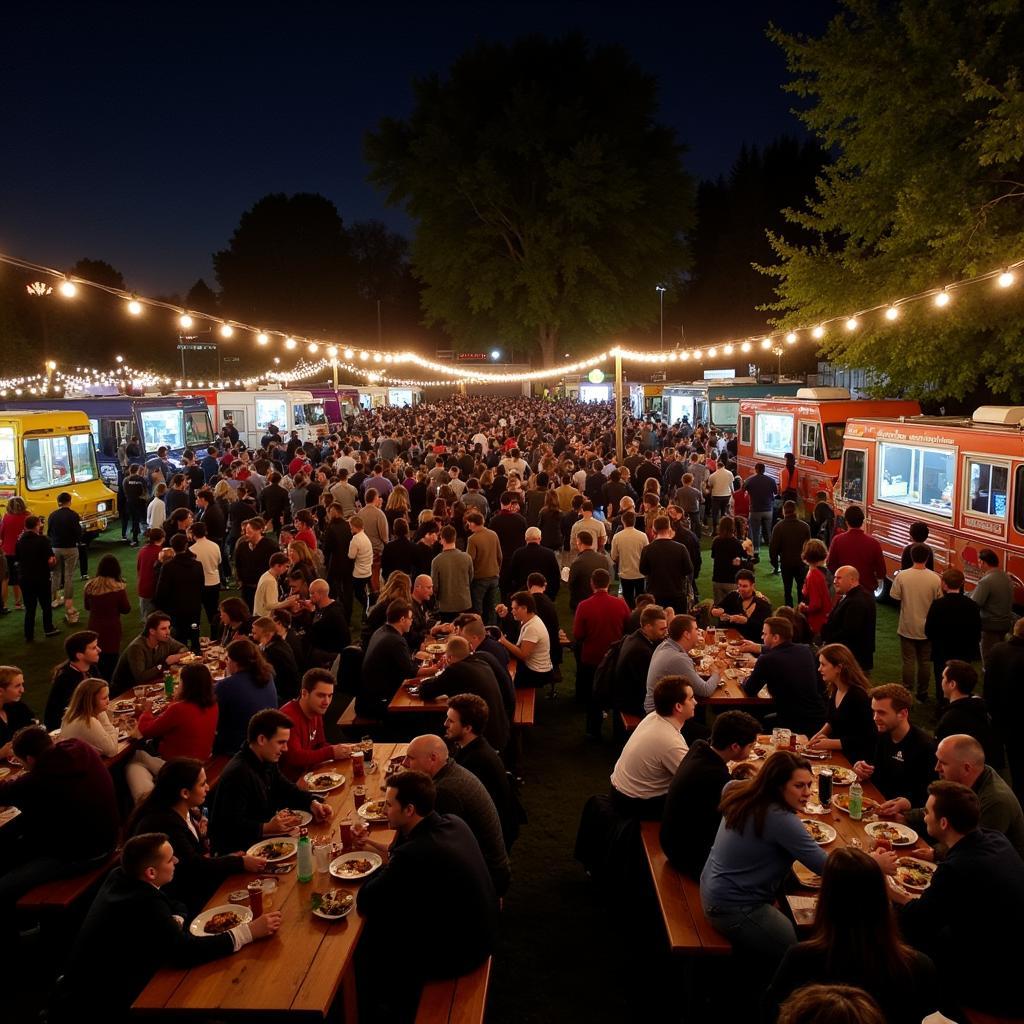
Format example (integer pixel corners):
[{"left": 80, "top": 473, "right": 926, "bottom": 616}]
[
  {"left": 656, "top": 285, "right": 666, "bottom": 351},
  {"left": 615, "top": 350, "right": 624, "bottom": 460}
]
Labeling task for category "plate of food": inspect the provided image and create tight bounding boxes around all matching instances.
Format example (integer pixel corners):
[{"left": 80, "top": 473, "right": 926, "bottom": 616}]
[
  {"left": 284, "top": 809, "right": 313, "bottom": 827},
  {"left": 358, "top": 799, "right": 388, "bottom": 823},
  {"left": 424, "top": 642, "right": 447, "bottom": 655},
  {"left": 813, "top": 764, "right": 857, "bottom": 785},
  {"left": 894, "top": 856, "right": 935, "bottom": 891},
  {"left": 304, "top": 771, "right": 346, "bottom": 793},
  {"left": 189, "top": 904, "right": 253, "bottom": 936},
  {"left": 329, "top": 851, "right": 383, "bottom": 881},
  {"left": 864, "top": 821, "right": 919, "bottom": 846},
  {"left": 801, "top": 819, "right": 837, "bottom": 845},
  {"left": 831, "top": 792, "right": 879, "bottom": 815},
  {"left": 690, "top": 647, "right": 705, "bottom": 657},
  {"left": 247, "top": 837, "right": 299, "bottom": 862},
  {"left": 312, "top": 888, "right": 355, "bottom": 920},
  {"left": 109, "top": 698, "right": 136, "bottom": 715},
  {"left": 748, "top": 743, "right": 770, "bottom": 760}
]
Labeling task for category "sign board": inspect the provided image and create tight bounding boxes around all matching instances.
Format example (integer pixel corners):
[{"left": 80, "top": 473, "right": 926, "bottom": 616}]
[
  {"left": 457, "top": 353, "right": 489, "bottom": 361},
  {"left": 588, "top": 368, "right": 605, "bottom": 384},
  {"left": 176, "top": 343, "right": 218, "bottom": 352},
  {"left": 703, "top": 369, "right": 736, "bottom": 380}
]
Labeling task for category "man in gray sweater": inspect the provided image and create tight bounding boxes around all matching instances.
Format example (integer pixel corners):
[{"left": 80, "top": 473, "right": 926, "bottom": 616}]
[
  {"left": 971, "top": 548, "right": 1015, "bottom": 664},
  {"left": 430, "top": 525, "right": 474, "bottom": 620}
]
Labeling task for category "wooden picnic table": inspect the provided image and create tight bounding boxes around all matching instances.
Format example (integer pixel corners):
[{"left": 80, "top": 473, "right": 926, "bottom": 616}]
[
  {"left": 696, "top": 628, "right": 773, "bottom": 708},
  {"left": 133, "top": 741, "right": 408, "bottom": 1020}
]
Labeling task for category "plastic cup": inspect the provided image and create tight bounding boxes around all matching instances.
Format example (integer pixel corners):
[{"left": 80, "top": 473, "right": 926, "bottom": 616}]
[{"left": 313, "top": 843, "right": 331, "bottom": 874}]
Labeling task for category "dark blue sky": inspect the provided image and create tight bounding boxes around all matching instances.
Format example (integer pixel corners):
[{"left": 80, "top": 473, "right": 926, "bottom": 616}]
[{"left": 1, "top": 1, "right": 833, "bottom": 296}]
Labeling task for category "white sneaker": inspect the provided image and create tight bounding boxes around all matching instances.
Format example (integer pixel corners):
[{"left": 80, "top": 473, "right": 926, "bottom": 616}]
[{"left": 51, "top": 597, "right": 62, "bottom": 608}]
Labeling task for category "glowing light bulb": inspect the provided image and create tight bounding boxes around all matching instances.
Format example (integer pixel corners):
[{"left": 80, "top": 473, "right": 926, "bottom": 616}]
[
  {"left": 343, "top": 349, "right": 354, "bottom": 360},
  {"left": 885, "top": 306, "right": 899, "bottom": 321},
  {"left": 373, "top": 353, "right": 383, "bottom": 363},
  {"left": 59, "top": 280, "right": 77, "bottom": 298},
  {"left": 327, "top": 345, "right": 338, "bottom": 358},
  {"left": 785, "top": 332, "right": 797, "bottom": 344},
  {"left": 308, "top": 342, "right": 319, "bottom": 354},
  {"left": 741, "top": 341, "right": 752, "bottom": 353},
  {"left": 179, "top": 313, "right": 194, "bottom": 329},
  {"left": 846, "top": 317, "right": 859, "bottom": 331},
  {"left": 360, "top": 351, "right": 369, "bottom": 361},
  {"left": 284, "top": 337, "right": 297, "bottom": 350},
  {"left": 708, "top": 347, "right": 717, "bottom": 358},
  {"left": 812, "top": 325, "right": 825, "bottom": 339},
  {"left": 219, "top": 323, "right": 234, "bottom": 338},
  {"left": 257, "top": 332, "right": 269, "bottom": 345},
  {"left": 998, "top": 271, "right": 1015, "bottom": 288},
  {"left": 680, "top": 351, "right": 690, "bottom": 361},
  {"left": 127, "top": 298, "right": 142, "bottom": 316},
  {"left": 934, "top": 290, "right": 950, "bottom": 307},
  {"left": 723, "top": 344, "right": 734, "bottom": 355}
]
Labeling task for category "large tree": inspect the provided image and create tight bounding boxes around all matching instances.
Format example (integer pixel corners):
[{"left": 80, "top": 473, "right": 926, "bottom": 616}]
[
  {"left": 765, "top": 1, "right": 1024, "bottom": 399},
  {"left": 365, "top": 34, "right": 693, "bottom": 365}
]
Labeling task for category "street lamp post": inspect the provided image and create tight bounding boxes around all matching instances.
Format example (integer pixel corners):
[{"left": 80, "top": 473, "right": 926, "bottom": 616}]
[{"left": 656, "top": 285, "right": 666, "bottom": 350}]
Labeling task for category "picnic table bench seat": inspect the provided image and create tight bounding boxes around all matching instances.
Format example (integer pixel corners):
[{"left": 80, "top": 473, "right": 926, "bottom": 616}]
[
  {"left": 338, "top": 696, "right": 379, "bottom": 732},
  {"left": 416, "top": 957, "right": 492, "bottom": 1024},
  {"left": 16, "top": 848, "right": 120, "bottom": 915},
  {"left": 620, "top": 711, "right": 642, "bottom": 733},
  {"left": 513, "top": 687, "right": 536, "bottom": 727},
  {"left": 639, "top": 821, "right": 730, "bottom": 955},
  {"left": 203, "top": 753, "right": 230, "bottom": 789}
]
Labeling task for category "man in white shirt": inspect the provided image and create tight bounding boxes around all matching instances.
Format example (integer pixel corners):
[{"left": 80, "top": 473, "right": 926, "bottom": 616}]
[
  {"left": 348, "top": 515, "right": 375, "bottom": 618},
  {"left": 706, "top": 462, "right": 735, "bottom": 532},
  {"left": 498, "top": 590, "right": 553, "bottom": 689},
  {"left": 189, "top": 521, "right": 225, "bottom": 633},
  {"left": 610, "top": 675, "right": 695, "bottom": 818},
  {"left": 610, "top": 510, "right": 649, "bottom": 608},
  {"left": 471, "top": 430, "right": 489, "bottom": 455},
  {"left": 254, "top": 552, "right": 299, "bottom": 619},
  {"left": 891, "top": 542, "right": 944, "bottom": 700},
  {"left": 644, "top": 614, "right": 719, "bottom": 713},
  {"left": 570, "top": 501, "right": 610, "bottom": 558}
]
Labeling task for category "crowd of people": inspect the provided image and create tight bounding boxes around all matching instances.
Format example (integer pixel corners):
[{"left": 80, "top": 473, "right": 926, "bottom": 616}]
[{"left": 0, "top": 392, "right": 1022, "bottom": 1022}]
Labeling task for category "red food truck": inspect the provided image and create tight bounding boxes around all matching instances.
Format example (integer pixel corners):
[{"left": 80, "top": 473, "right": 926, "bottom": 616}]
[
  {"left": 836, "top": 406, "right": 1024, "bottom": 601},
  {"left": 736, "top": 389, "right": 921, "bottom": 514}
]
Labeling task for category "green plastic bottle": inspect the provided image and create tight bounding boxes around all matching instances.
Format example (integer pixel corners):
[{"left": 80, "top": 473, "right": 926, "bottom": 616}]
[
  {"left": 848, "top": 780, "right": 863, "bottom": 821},
  {"left": 297, "top": 827, "right": 313, "bottom": 883},
  {"left": 164, "top": 671, "right": 175, "bottom": 699}
]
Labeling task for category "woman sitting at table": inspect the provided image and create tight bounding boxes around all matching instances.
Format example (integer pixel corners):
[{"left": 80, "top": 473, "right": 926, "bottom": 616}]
[
  {"left": 60, "top": 677, "right": 119, "bottom": 758},
  {"left": 361, "top": 570, "right": 412, "bottom": 647},
  {"left": 805, "top": 644, "right": 876, "bottom": 764},
  {"left": 127, "top": 757, "right": 267, "bottom": 917},
  {"left": 213, "top": 638, "right": 277, "bottom": 754},
  {"left": 700, "top": 751, "right": 828, "bottom": 976},
  {"left": 126, "top": 664, "right": 219, "bottom": 802},
  {"left": 0, "top": 665, "right": 37, "bottom": 760},
  {"left": 216, "top": 597, "right": 252, "bottom": 647},
  {"left": 765, "top": 847, "right": 936, "bottom": 1024}
]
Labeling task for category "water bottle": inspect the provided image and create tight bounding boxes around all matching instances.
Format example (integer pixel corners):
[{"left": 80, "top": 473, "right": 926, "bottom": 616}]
[
  {"left": 164, "top": 671, "right": 175, "bottom": 699},
  {"left": 848, "top": 780, "right": 863, "bottom": 821},
  {"left": 297, "top": 827, "right": 313, "bottom": 883}
]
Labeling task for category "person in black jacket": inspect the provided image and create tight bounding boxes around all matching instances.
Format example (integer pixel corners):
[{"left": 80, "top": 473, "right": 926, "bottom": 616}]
[
  {"left": 154, "top": 535, "right": 204, "bottom": 649},
  {"left": 54, "top": 832, "right": 281, "bottom": 1023},
  {"left": 934, "top": 660, "right": 1000, "bottom": 766},
  {"left": 128, "top": 758, "right": 269, "bottom": 917},
  {"left": 207, "top": 709, "right": 332, "bottom": 855},
  {"left": 639, "top": 516, "right": 694, "bottom": 611},
  {"left": 251, "top": 616, "right": 301, "bottom": 703},
  {"left": 712, "top": 570, "right": 772, "bottom": 643},
  {"left": 121, "top": 464, "right": 149, "bottom": 546},
  {"left": 506, "top": 529, "right": 560, "bottom": 597},
  {"left": 381, "top": 517, "right": 418, "bottom": 581},
  {"left": 660, "top": 711, "right": 760, "bottom": 876},
  {"left": 234, "top": 518, "right": 279, "bottom": 612},
  {"left": 820, "top": 566, "right": 877, "bottom": 670},
  {"left": 354, "top": 770, "right": 498, "bottom": 1022},
  {"left": 985, "top": 619, "right": 1024, "bottom": 802},
  {"left": 356, "top": 601, "right": 421, "bottom": 719},
  {"left": 259, "top": 471, "right": 290, "bottom": 533},
  {"left": 768, "top": 501, "right": 811, "bottom": 607},
  {"left": 446, "top": 694, "right": 522, "bottom": 850},
  {"left": 612, "top": 606, "right": 667, "bottom": 721},
  {"left": 924, "top": 568, "right": 981, "bottom": 700},
  {"left": 567, "top": 533, "right": 612, "bottom": 611},
  {"left": 306, "top": 579, "right": 351, "bottom": 667},
  {"left": 321, "top": 503, "right": 354, "bottom": 619},
  {"left": 14, "top": 516, "right": 58, "bottom": 639}
]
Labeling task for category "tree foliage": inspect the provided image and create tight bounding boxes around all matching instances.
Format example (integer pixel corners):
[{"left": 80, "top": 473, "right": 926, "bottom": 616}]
[
  {"left": 365, "top": 34, "right": 693, "bottom": 365},
  {"left": 765, "top": 0, "right": 1024, "bottom": 399}
]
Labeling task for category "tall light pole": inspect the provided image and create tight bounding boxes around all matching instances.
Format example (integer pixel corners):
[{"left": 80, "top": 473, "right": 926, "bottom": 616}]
[{"left": 655, "top": 285, "right": 666, "bottom": 350}]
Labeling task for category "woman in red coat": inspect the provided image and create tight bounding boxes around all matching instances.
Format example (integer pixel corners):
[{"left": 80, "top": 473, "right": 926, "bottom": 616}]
[
  {"left": 84, "top": 554, "right": 132, "bottom": 682},
  {"left": 798, "top": 539, "right": 833, "bottom": 640},
  {"left": 136, "top": 527, "right": 164, "bottom": 620},
  {"left": 0, "top": 496, "right": 28, "bottom": 612}
]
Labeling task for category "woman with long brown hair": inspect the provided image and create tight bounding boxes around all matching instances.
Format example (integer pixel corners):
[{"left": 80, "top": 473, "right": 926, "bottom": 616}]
[
  {"left": 700, "top": 751, "right": 827, "bottom": 969},
  {"left": 384, "top": 484, "right": 411, "bottom": 530},
  {"left": 60, "top": 677, "right": 119, "bottom": 757},
  {"left": 539, "top": 489, "right": 562, "bottom": 551},
  {"left": 213, "top": 637, "right": 277, "bottom": 754},
  {"left": 83, "top": 553, "right": 132, "bottom": 682},
  {"left": 767, "top": 848, "right": 936, "bottom": 1023},
  {"left": 806, "top": 644, "right": 876, "bottom": 763}
]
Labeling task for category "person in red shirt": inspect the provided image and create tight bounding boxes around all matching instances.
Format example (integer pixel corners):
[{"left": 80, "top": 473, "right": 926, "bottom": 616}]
[
  {"left": 799, "top": 539, "right": 833, "bottom": 639},
  {"left": 135, "top": 527, "right": 165, "bottom": 620},
  {"left": 288, "top": 454, "right": 308, "bottom": 478},
  {"left": 573, "top": 567, "right": 631, "bottom": 738},
  {"left": 279, "top": 669, "right": 353, "bottom": 781},
  {"left": 826, "top": 505, "right": 887, "bottom": 595},
  {"left": 293, "top": 509, "right": 319, "bottom": 550}
]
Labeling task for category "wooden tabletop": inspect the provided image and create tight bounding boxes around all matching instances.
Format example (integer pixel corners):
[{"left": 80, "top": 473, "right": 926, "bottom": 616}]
[
  {"left": 389, "top": 684, "right": 448, "bottom": 713},
  {"left": 133, "top": 742, "right": 407, "bottom": 1018},
  {"left": 695, "top": 630, "right": 773, "bottom": 707}
]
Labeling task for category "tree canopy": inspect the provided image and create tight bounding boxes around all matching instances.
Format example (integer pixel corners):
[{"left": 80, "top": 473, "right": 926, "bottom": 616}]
[
  {"left": 365, "top": 34, "right": 693, "bottom": 365},
  {"left": 765, "top": 0, "right": 1024, "bottom": 399}
]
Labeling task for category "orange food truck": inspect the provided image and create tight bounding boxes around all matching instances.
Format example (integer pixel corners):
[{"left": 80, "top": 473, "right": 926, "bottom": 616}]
[
  {"left": 835, "top": 406, "right": 1024, "bottom": 601},
  {"left": 736, "top": 388, "right": 921, "bottom": 514}
]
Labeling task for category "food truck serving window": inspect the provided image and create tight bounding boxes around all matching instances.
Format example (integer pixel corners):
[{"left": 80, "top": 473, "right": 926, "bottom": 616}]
[
  {"left": 69, "top": 433, "right": 97, "bottom": 482},
  {"left": 740, "top": 415, "right": 752, "bottom": 445},
  {"left": 841, "top": 449, "right": 866, "bottom": 502},
  {"left": 966, "top": 458, "right": 1008, "bottom": 518},
  {"left": 823, "top": 423, "right": 845, "bottom": 460},
  {"left": 141, "top": 409, "right": 184, "bottom": 451},
  {"left": 255, "top": 399, "right": 286, "bottom": 431},
  {"left": 755, "top": 412, "right": 793, "bottom": 458},
  {"left": 876, "top": 442, "right": 953, "bottom": 517},
  {"left": 185, "top": 410, "right": 213, "bottom": 445},
  {"left": 0, "top": 427, "right": 16, "bottom": 486},
  {"left": 799, "top": 422, "right": 824, "bottom": 463},
  {"left": 710, "top": 400, "right": 739, "bottom": 429}
]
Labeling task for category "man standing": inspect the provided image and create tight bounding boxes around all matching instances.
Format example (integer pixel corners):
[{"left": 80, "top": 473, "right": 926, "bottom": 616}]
[
  {"left": 743, "top": 462, "right": 777, "bottom": 557},
  {"left": 253, "top": 552, "right": 297, "bottom": 620},
  {"left": 16, "top": 516, "right": 59, "bottom": 640},
  {"left": 644, "top": 613, "right": 719, "bottom": 713},
  {"left": 826, "top": 504, "right": 886, "bottom": 596},
  {"left": 984, "top": 618, "right": 1024, "bottom": 802},
  {"left": 188, "top": 521, "right": 223, "bottom": 633},
  {"left": 465, "top": 511, "right": 502, "bottom": 624},
  {"left": 639, "top": 515, "right": 694, "bottom": 612},
  {"left": 121, "top": 464, "right": 149, "bottom": 546},
  {"left": 360, "top": 488, "right": 389, "bottom": 598},
  {"left": 347, "top": 515, "right": 374, "bottom": 620},
  {"left": 567, "top": 531, "right": 613, "bottom": 611},
  {"left": 705, "top": 460, "right": 734, "bottom": 532},
  {"left": 506, "top": 526, "right": 560, "bottom": 598},
  {"left": 891, "top": 543, "right": 943, "bottom": 700},
  {"left": 924, "top": 568, "right": 981, "bottom": 700},
  {"left": 48, "top": 492, "right": 82, "bottom": 625},
  {"left": 971, "top": 548, "right": 1014, "bottom": 664},
  {"left": 154, "top": 535, "right": 204, "bottom": 649},
  {"left": 489, "top": 492, "right": 528, "bottom": 598},
  {"left": 307, "top": 578, "right": 351, "bottom": 664},
  {"left": 430, "top": 525, "right": 474, "bottom": 621},
  {"left": 820, "top": 565, "right": 877, "bottom": 670},
  {"left": 234, "top": 517, "right": 278, "bottom": 612},
  {"left": 769, "top": 500, "right": 810, "bottom": 598},
  {"left": 569, "top": 501, "right": 610, "bottom": 558},
  {"left": 610, "top": 510, "right": 649, "bottom": 608},
  {"left": 279, "top": 668, "right": 352, "bottom": 780}
]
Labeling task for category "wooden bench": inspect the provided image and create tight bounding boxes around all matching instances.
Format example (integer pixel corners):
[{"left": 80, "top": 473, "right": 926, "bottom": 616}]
[
  {"left": 16, "top": 848, "right": 120, "bottom": 916},
  {"left": 639, "top": 821, "right": 730, "bottom": 955},
  {"left": 620, "top": 711, "right": 641, "bottom": 733},
  {"left": 514, "top": 687, "right": 536, "bottom": 727},
  {"left": 415, "top": 957, "right": 492, "bottom": 1024},
  {"left": 338, "top": 697, "right": 379, "bottom": 732},
  {"left": 203, "top": 754, "right": 230, "bottom": 789}
]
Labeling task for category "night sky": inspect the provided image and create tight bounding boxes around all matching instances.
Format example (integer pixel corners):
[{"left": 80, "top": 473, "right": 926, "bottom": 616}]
[{"left": 1, "top": 1, "right": 833, "bottom": 296}]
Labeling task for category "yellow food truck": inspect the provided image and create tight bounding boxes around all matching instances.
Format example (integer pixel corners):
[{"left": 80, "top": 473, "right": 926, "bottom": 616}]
[{"left": 0, "top": 410, "right": 116, "bottom": 535}]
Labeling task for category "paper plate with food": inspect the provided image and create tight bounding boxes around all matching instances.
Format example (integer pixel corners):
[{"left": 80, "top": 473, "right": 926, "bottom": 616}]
[
  {"left": 304, "top": 771, "right": 346, "bottom": 793},
  {"left": 811, "top": 764, "right": 857, "bottom": 785},
  {"left": 189, "top": 904, "right": 253, "bottom": 936},
  {"left": 357, "top": 799, "right": 388, "bottom": 823},
  {"left": 894, "top": 856, "right": 936, "bottom": 891},
  {"left": 801, "top": 819, "right": 837, "bottom": 845},
  {"left": 424, "top": 642, "right": 447, "bottom": 655},
  {"left": 329, "top": 852, "right": 383, "bottom": 881},
  {"left": 864, "top": 821, "right": 918, "bottom": 846},
  {"left": 312, "top": 888, "right": 355, "bottom": 920},
  {"left": 109, "top": 698, "right": 137, "bottom": 715},
  {"left": 831, "top": 792, "right": 879, "bottom": 815},
  {"left": 247, "top": 837, "right": 299, "bottom": 862}
]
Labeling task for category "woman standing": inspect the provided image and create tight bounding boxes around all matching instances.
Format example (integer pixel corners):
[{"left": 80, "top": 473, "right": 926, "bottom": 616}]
[
  {"left": 213, "top": 638, "right": 278, "bottom": 754},
  {"left": 710, "top": 516, "right": 745, "bottom": 605},
  {"left": 0, "top": 496, "right": 28, "bottom": 613},
  {"left": 805, "top": 644, "right": 876, "bottom": 764},
  {"left": 293, "top": 508, "right": 319, "bottom": 550},
  {"left": 0, "top": 666, "right": 37, "bottom": 760},
  {"left": 798, "top": 539, "right": 832, "bottom": 639},
  {"left": 60, "top": 678, "right": 119, "bottom": 758},
  {"left": 384, "top": 485, "right": 411, "bottom": 531},
  {"left": 84, "top": 554, "right": 132, "bottom": 682},
  {"left": 136, "top": 528, "right": 164, "bottom": 620},
  {"left": 539, "top": 490, "right": 563, "bottom": 552}
]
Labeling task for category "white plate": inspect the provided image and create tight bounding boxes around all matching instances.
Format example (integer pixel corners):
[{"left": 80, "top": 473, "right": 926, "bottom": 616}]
[
  {"left": 811, "top": 764, "right": 856, "bottom": 785},
  {"left": 246, "top": 837, "right": 299, "bottom": 862},
  {"left": 801, "top": 819, "right": 837, "bottom": 845},
  {"left": 312, "top": 890, "right": 356, "bottom": 920},
  {"left": 110, "top": 699, "right": 136, "bottom": 715},
  {"left": 357, "top": 800, "right": 388, "bottom": 823},
  {"left": 329, "top": 851, "right": 383, "bottom": 881},
  {"left": 864, "top": 821, "right": 918, "bottom": 846},
  {"left": 304, "top": 771, "right": 346, "bottom": 793},
  {"left": 189, "top": 904, "right": 253, "bottom": 936},
  {"left": 895, "top": 856, "right": 936, "bottom": 891},
  {"left": 285, "top": 809, "right": 313, "bottom": 827}
]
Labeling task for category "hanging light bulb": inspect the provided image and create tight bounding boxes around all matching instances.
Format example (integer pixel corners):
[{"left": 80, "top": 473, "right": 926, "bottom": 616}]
[
  {"left": 741, "top": 341, "right": 752, "bottom": 353},
  {"left": 59, "top": 279, "right": 77, "bottom": 298},
  {"left": 344, "top": 348, "right": 354, "bottom": 360},
  {"left": 707, "top": 347, "right": 717, "bottom": 358},
  {"left": 285, "top": 337, "right": 297, "bottom": 350},
  {"left": 327, "top": 345, "right": 338, "bottom": 358},
  {"left": 785, "top": 332, "right": 797, "bottom": 344},
  {"left": 723, "top": 344, "right": 734, "bottom": 355},
  {"left": 934, "top": 289, "right": 951, "bottom": 307},
  {"left": 179, "top": 313, "right": 194, "bottom": 329},
  {"left": 126, "top": 298, "right": 142, "bottom": 316},
  {"left": 885, "top": 305, "right": 899, "bottom": 321},
  {"left": 812, "top": 325, "right": 825, "bottom": 339},
  {"left": 846, "top": 317, "right": 859, "bottom": 331},
  {"left": 360, "top": 351, "right": 369, "bottom": 361},
  {"left": 219, "top": 323, "right": 234, "bottom": 338},
  {"left": 998, "top": 270, "right": 1015, "bottom": 288},
  {"left": 256, "top": 332, "right": 269, "bottom": 345},
  {"left": 307, "top": 342, "right": 319, "bottom": 354},
  {"left": 761, "top": 337, "right": 772, "bottom": 350}
]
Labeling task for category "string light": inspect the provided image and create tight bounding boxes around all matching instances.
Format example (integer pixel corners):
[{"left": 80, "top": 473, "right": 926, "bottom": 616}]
[
  {"left": 256, "top": 332, "right": 269, "bottom": 345},
  {"left": 812, "top": 325, "right": 825, "bottom": 339},
  {"left": 219, "top": 323, "right": 234, "bottom": 338},
  {"left": 178, "top": 313, "right": 193, "bottom": 329},
  {"left": 785, "top": 332, "right": 797, "bottom": 344},
  {"left": 999, "top": 270, "right": 1015, "bottom": 288},
  {"left": 885, "top": 305, "right": 899, "bottom": 320},
  {"left": 934, "top": 289, "right": 951, "bottom": 307},
  {"left": 58, "top": 279, "right": 77, "bottom": 298},
  {"left": 127, "top": 298, "right": 143, "bottom": 316},
  {"left": 284, "top": 337, "right": 296, "bottom": 350},
  {"left": 845, "top": 317, "right": 859, "bottom": 331}
]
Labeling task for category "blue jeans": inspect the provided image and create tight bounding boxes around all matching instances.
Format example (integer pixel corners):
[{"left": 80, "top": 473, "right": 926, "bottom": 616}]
[
  {"left": 749, "top": 511, "right": 772, "bottom": 553},
  {"left": 702, "top": 900, "right": 796, "bottom": 966},
  {"left": 471, "top": 577, "right": 500, "bottom": 624}
]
